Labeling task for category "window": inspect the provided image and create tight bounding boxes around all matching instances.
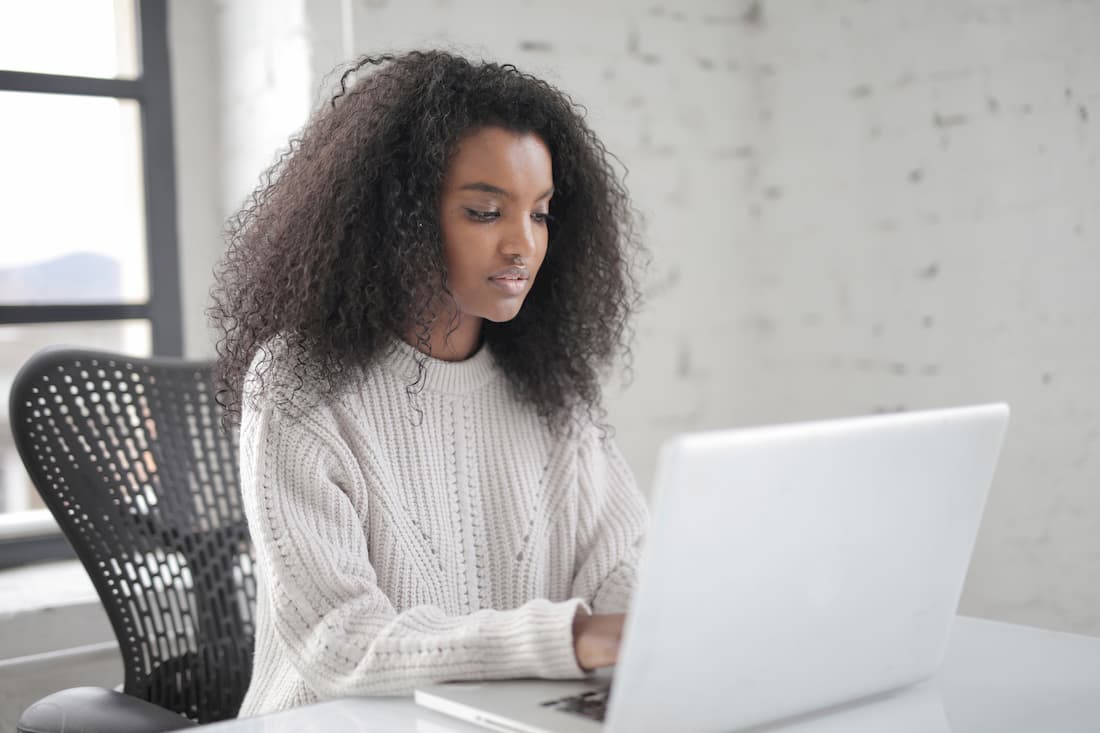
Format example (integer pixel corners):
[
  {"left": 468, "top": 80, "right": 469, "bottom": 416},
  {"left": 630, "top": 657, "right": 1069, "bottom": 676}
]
[{"left": 0, "top": 0, "right": 181, "bottom": 567}]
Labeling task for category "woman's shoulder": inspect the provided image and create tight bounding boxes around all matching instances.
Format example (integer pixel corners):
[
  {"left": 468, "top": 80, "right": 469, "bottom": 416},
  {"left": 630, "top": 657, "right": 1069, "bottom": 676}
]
[
  {"left": 564, "top": 411, "right": 630, "bottom": 468},
  {"left": 242, "top": 334, "right": 382, "bottom": 420},
  {"left": 245, "top": 335, "right": 317, "bottom": 401},
  {"left": 529, "top": 406, "right": 614, "bottom": 455}
]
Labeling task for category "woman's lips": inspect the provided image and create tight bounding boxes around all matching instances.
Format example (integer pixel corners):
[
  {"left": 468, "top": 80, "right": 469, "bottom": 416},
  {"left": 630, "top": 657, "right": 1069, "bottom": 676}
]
[
  {"left": 488, "top": 266, "right": 530, "bottom": 295},
  {"left": 488, "top": 274, "right": 528, "bottom": 295}
]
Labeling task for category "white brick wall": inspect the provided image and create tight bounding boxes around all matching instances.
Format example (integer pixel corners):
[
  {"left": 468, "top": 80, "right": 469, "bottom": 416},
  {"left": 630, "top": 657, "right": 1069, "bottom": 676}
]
[
  {"left": 173, "top": 0, "right": 1100, "bottom": 636},
  {"left": 215, "top": 0, "right": 314, "bottom": 217},
  {"left": 706, "top": 0, "right": 1100, "bottom": 637}
]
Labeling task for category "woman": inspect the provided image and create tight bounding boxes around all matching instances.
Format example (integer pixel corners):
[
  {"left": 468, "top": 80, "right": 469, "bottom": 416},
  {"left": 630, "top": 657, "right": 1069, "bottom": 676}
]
[{"left": 211, "top": 50, "right": 648, "bottom": 716}]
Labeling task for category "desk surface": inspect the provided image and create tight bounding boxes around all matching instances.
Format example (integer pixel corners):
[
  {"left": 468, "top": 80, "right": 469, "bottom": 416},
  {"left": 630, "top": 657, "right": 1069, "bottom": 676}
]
[{"left": 201, "top": 616, "right": 1100, "bottom": 733}]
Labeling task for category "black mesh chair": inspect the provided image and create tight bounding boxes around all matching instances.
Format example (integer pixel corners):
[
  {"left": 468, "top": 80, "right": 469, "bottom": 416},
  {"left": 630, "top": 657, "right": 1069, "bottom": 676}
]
[{"left": 9, "top": 348, "right": 256, "bottom": 733}]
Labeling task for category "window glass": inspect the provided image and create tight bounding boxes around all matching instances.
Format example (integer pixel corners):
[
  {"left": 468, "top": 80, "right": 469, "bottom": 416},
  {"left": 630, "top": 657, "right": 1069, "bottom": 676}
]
[
  {"left": 0, "top": 91, "right": 147, "bottom": 304},
  {"left": 0, "top": 0, "right": 137, "bottom": 79}
]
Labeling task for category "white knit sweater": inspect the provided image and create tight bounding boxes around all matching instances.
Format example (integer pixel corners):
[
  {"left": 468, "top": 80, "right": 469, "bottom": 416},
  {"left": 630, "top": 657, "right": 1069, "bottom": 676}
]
[{"left": 237, "top": 338, "right": 649, "bottom": 716}]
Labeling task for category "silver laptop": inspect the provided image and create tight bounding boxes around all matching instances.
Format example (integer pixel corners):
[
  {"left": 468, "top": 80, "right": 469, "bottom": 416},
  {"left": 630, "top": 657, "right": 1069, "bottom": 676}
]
[{"left": 415, "top": 404, "right": 1009, "bottom": 732}]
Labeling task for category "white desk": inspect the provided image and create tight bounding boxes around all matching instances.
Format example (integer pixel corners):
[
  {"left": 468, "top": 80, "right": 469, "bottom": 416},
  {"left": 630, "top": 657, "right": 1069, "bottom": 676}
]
[{"left": 200, "top": 616, "right": 1100, "bottom": 732}]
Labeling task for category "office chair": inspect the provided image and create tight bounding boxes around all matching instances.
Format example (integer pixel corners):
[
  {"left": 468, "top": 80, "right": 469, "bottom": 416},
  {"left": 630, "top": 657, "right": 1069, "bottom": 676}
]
[{"left": 9, "top": 348, "right": 256, "bottom": 732}]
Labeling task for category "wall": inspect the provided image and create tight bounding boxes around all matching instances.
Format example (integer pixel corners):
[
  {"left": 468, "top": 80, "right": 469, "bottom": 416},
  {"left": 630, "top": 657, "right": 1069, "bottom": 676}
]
[
  {"left": 172, "top": 0, "right": 1100, "bottom": 636},
  {"left": 0, "top": 562, "right": 120, "bottom": 730},
  {"left": 171, "top": 0, "right": 317, "bottom": 358},
  {"left": 171, "top": 0, "right": 223, "bottom": 358},
  {"left": 709, "top": 0, "right": 1100, "bottom": 636}
]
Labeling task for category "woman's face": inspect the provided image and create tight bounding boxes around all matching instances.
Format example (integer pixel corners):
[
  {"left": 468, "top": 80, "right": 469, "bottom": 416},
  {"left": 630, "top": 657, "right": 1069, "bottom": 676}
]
[{"left": 438, "top": 125, "right": 554, "bottom": 327}]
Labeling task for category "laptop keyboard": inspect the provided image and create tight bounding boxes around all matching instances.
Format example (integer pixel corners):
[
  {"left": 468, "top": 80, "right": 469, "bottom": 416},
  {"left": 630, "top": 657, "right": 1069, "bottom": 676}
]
[{"left": 540, "top": 688, "right": 610, "bottom": 722}]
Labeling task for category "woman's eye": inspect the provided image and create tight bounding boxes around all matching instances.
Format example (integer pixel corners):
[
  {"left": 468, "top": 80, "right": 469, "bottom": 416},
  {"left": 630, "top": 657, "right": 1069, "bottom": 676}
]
[
  {"left": 532, "top": 212, "right": 552, "bottom": 225},
  {"left": 465, "top": 208, "right": 500, "bottom": 222}
]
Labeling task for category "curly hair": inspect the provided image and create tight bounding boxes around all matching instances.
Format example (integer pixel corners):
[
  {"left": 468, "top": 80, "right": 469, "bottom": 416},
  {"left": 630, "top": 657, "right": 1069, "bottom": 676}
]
[{"left": 209, "top": 50, "right": 643, "bottom": 428}]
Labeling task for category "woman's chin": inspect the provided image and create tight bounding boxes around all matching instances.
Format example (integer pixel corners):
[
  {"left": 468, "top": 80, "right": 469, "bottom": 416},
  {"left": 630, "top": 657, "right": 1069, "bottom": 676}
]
[{"left": 481, "top": 301, "right": 526, "bottom": 324}]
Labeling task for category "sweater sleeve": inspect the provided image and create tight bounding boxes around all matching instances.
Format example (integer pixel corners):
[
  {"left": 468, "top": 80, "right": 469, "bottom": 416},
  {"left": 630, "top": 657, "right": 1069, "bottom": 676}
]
[
  {"left": 240, "top": 392, "right": 588, "bottom": 698},
  {"left": 570, "top": 427, "right": 650, "bottom": 614}
]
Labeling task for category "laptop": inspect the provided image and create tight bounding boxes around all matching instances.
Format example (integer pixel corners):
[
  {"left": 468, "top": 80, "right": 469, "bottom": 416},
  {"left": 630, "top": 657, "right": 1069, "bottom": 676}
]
[{"left": 415, "top": 404, "right": 1009, "bottom": 732}]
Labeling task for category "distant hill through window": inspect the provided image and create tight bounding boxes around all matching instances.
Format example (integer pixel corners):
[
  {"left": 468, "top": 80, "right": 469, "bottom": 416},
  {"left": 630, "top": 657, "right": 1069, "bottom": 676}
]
[{"left": 0, "top": 252, "right": 122, "bottom": 304}]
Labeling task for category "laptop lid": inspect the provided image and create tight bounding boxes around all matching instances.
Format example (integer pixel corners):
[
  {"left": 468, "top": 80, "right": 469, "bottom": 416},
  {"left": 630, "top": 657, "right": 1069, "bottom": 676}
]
[{"left": 605, "top": 403, "right": 1008, "bottom": 732}]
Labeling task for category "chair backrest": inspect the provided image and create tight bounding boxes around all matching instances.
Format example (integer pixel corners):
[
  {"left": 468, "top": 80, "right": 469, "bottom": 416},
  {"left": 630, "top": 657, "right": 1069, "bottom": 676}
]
[{"left": 8, "top": 348, "right": 255, "bottom": 724}]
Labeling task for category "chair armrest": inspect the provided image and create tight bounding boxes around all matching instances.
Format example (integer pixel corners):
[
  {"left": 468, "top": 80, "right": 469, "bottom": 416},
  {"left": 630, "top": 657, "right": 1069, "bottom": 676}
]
[{"left": 18, "top": 686, "right": 196, "bottom": 733}]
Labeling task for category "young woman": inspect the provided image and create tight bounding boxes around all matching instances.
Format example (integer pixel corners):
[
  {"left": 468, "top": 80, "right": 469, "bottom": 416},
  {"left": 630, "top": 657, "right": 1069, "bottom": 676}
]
[{"left": 210, "top": 50, "right": 648, "bottom": 716}]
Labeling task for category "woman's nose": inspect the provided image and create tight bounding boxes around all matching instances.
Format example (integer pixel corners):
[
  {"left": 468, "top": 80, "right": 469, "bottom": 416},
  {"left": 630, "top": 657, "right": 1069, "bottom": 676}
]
[{"left": 500, "top": 216, "right": 538, "bottom": 259}]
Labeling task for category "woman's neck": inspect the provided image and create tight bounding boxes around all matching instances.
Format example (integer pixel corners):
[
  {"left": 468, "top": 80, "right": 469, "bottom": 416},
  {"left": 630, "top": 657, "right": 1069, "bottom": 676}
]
[{"left": 404, "top": 311, "right": 483, "bottom": 361}]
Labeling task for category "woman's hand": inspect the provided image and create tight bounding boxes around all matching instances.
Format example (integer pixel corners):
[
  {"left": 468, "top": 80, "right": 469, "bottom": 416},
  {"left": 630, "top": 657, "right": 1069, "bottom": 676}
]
[{"left": 572, "top": 611, "right": 625, "bottom": 671}]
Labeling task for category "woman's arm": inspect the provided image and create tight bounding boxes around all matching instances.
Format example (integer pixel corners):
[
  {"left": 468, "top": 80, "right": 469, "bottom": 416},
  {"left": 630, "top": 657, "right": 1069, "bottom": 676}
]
[{"left": 570, "top": 427, "right": 650, "bottom": 614}]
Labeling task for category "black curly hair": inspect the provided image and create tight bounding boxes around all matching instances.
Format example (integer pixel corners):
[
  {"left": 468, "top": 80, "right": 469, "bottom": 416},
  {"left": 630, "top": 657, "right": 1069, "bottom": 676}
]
[{"left": 209, "top": 49, "right": 643, "bottom": 428}]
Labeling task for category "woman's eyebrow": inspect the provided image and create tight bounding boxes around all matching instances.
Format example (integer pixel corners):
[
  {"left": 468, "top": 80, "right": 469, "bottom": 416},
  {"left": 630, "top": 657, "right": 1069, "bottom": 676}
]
[{"left": 459, "top": 182, "right": 555, "bottom": 200}]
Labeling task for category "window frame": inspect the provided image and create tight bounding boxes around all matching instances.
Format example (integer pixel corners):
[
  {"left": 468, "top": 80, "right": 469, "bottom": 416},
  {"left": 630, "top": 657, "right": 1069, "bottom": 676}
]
[{"left": 0, "top": 0, "right": 182, "bottom": 568}]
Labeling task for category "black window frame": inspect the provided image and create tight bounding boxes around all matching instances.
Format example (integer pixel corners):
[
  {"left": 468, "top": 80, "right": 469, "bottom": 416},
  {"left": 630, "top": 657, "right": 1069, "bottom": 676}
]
[{"left": 0, "top": 0, "right": 182, "bottom": 568}]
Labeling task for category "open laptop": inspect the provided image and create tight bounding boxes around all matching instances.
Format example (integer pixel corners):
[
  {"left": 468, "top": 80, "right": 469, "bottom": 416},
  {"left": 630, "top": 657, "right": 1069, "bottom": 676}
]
[{"left": 415, "top": 404, "right": 1009, "bottom": 732}]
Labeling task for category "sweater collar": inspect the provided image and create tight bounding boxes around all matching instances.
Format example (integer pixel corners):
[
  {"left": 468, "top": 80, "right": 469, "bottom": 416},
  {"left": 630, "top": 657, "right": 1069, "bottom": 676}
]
[{"left": 380, "top": 336, "right": 499, "bottom": 395}]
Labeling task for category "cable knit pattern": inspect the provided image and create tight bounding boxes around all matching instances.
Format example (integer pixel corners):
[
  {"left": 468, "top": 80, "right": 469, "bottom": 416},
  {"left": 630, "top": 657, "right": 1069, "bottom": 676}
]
[{"left": 237, "top": 338, "right": 649, "bottom": 716}]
